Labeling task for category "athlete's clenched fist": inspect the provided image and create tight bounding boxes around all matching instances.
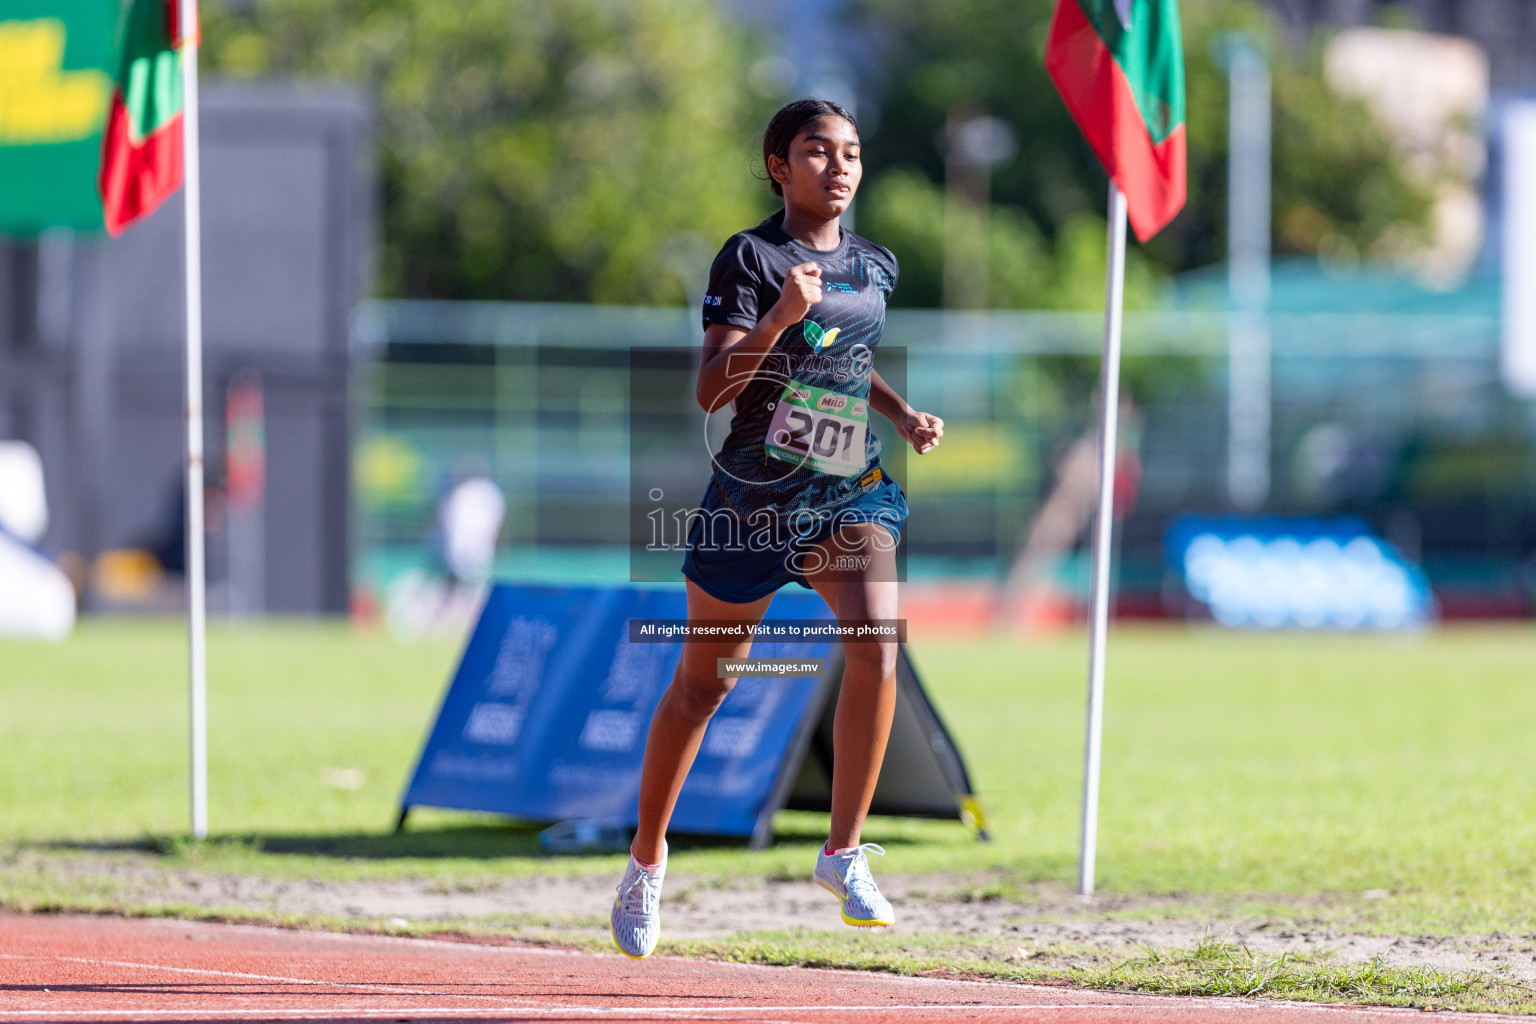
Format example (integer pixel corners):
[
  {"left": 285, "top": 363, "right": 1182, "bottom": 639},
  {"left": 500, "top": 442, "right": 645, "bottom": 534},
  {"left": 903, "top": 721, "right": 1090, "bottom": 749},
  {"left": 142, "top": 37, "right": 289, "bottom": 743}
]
[
  {"left": 771, "top": 262, "right": 823, "bottom": 324},
  {"left": 900, "top": 410, "right": 944, "bottom": 455}
]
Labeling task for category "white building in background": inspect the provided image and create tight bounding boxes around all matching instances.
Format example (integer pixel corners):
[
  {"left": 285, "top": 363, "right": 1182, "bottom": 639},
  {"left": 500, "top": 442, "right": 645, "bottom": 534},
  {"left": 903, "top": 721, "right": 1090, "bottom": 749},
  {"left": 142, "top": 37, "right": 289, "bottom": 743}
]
[
  {"left": 1267, "top": 0, "right": 1536, "bottom": 90},
  {"left": 1323, "top": 27, "right": 1489, "bottom": 286},
  {"left": 1268, "top": 1, "right": 1536, "bottom": 400}
]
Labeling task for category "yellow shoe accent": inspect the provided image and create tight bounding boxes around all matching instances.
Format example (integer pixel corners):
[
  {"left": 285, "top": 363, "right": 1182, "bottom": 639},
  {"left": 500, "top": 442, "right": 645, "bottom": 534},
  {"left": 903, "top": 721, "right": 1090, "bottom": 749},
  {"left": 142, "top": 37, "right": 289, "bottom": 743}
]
[
  {"left": 610, "top": 900, "right": 653, "bottom": 959},
  {"left": 816, "top": 877, "right": 893, "bottom": 927},
  {"left": 610, "top": 924, "right": 650, "bottom": 958}
]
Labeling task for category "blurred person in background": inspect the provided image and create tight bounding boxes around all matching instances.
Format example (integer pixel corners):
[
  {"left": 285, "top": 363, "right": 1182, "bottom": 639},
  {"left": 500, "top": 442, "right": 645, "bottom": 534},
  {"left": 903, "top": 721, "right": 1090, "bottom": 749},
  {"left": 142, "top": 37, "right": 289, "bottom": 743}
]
[
  {"left": 0, "top": 441, "right": 75, "bottom": 639},
  {"left": 610, "top": 98, "right": 945, "bottom": 959},
  {"left": 434, "top": 458, "right": 506, "bottom": 588},
  {"left": 386, "top": 459, "right": 505, "bottom": 640},
  {"left": 997, "top": 394, "right": 1141, "bottom": 632}
]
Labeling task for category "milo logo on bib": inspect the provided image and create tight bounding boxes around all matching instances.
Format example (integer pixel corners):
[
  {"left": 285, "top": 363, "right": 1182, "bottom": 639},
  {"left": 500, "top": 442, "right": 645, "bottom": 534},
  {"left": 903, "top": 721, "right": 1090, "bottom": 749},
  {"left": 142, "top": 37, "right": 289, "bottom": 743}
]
[{"left": 802, "top": 319, "right": 840, "bottom": 353}]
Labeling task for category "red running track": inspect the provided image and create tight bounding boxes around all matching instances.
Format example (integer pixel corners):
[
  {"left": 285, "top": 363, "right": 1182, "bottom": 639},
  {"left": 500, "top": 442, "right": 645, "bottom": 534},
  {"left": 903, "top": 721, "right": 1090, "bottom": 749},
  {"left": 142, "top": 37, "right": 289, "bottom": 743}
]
[{"left": 0, "top": 914, "right": 1520, "bottom": 1023}]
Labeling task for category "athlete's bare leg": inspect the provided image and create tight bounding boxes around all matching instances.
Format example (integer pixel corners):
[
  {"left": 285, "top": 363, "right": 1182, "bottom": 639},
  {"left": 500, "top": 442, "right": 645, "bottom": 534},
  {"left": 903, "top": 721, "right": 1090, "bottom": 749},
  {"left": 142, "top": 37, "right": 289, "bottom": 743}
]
[
  {"left": 631, "top": 580, "right": 774, "bottom": 866},
  {"left": 804, "top": 522, "right": 901, "bottom": 852}
]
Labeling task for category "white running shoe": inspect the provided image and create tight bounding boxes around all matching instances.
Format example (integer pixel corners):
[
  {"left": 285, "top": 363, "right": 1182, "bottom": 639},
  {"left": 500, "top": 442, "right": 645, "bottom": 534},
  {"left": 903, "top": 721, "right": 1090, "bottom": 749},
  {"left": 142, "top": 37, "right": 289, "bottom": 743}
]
[
  {"left": 610, "top": 843, "right": 666, "bottom": 959},
  {"left": 814, "top": 842, "right": 894, "bottom": 927}
]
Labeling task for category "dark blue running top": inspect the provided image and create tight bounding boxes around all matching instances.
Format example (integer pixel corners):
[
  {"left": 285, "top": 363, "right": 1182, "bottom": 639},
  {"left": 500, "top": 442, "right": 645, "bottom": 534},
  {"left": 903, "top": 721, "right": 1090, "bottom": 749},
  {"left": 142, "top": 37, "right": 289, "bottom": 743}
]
[{"left": 700, "top": 209, "right": 899, "bottom": 526}]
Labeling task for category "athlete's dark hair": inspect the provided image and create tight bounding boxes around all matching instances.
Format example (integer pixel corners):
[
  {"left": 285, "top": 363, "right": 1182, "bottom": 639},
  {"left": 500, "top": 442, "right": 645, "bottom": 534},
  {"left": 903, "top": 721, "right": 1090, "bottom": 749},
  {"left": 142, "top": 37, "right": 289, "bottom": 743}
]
[{"left": 762, "top": 98, "right": 858, "bottom": 197}]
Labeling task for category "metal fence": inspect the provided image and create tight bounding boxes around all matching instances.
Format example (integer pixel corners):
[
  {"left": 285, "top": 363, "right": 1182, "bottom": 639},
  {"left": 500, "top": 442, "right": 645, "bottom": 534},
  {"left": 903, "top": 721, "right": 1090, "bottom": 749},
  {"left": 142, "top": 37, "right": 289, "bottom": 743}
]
[{"left": 350, "top": 301, "right": 1536, "bottom": 613}]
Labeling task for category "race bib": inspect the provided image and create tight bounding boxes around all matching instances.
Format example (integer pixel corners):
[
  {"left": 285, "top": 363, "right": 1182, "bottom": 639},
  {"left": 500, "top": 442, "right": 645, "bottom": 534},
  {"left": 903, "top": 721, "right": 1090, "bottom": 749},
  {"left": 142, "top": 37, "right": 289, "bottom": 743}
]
[{"left": 765, "top": 379, "right": 868, "bottom": 477}]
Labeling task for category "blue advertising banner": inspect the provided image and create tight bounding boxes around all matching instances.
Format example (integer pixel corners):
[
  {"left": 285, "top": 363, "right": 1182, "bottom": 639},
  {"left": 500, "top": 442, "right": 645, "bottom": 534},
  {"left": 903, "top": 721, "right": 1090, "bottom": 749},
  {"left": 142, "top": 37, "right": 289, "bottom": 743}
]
[{"left": 399, "top": 584, "right": 838, "bottom": 844}]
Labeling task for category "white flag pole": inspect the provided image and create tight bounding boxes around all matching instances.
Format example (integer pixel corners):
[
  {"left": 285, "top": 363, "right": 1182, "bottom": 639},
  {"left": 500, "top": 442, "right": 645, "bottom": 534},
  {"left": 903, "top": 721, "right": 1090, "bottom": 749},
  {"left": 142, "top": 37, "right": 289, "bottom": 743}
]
[
  {"left": 181, "top": 0, "right": 208, "bottom": 840},
  {"left": 1077, "top": 181, "right": 1128, "bottom": 897}
]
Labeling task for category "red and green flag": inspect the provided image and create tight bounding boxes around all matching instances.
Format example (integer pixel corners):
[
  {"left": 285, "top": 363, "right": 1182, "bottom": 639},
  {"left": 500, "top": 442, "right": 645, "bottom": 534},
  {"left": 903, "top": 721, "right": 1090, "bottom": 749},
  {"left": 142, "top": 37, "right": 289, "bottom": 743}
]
[
  {"left": 1045, "top": 0, "right": 1186, "bottom": 242},
  {"left": 98, "top": 0, "right": 191, "bottom": 236}
]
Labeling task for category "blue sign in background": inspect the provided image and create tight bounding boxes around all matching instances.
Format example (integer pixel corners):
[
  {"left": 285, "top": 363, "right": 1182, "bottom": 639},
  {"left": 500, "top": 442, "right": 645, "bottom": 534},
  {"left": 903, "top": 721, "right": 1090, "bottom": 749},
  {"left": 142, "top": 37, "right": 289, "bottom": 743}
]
[
  {"left": 400, "top": 584, "right": 837, "bottom": 841},
  {"left": 1167, "top": 515, "right": 1434, "bottom": 630}
]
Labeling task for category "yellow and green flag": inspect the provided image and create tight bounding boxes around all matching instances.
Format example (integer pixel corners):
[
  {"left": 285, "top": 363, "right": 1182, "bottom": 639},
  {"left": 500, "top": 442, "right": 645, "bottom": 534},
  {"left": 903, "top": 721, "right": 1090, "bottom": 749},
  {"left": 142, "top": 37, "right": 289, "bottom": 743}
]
[
  {"left": 0, "top": 1, "right": 115, "bottom": 232},
  {"left": 1045, "top": 0, "right": 1186, "bottom": 241}
]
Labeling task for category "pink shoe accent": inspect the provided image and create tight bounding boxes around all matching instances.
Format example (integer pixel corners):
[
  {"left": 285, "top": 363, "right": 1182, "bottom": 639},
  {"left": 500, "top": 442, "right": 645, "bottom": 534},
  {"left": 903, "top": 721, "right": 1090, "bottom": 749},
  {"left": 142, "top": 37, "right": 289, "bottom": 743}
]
[{"left": 824, "top": 843, "right": 858, "bottom": 856}]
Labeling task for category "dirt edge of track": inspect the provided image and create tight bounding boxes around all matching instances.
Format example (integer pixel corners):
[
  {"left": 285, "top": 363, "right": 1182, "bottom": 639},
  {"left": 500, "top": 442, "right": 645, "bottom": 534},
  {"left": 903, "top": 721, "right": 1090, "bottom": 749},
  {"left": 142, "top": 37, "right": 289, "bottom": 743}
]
[{"left": 5, "top": 847, "right": 1536, "bottom": 995}]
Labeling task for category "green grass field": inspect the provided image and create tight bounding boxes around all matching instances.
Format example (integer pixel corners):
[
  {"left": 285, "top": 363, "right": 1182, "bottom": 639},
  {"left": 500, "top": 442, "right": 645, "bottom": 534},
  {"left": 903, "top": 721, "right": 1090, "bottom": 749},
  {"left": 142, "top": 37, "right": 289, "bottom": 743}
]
[{"left": 3, "top": 619, "right": 1534, "bottom": 938}]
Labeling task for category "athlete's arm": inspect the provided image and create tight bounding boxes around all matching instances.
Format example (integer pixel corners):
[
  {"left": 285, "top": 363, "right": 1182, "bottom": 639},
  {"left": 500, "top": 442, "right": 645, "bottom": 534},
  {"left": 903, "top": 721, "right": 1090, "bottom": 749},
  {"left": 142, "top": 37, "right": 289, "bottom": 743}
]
[
  {"left": 870, "top": 370, "right": 944, "bottom": 455},
  {"left": 696, "top": 262, "right": 823, "bottom": 412},
  {"left": 868, "top": 370, "right": 912, "bottom": 424}
]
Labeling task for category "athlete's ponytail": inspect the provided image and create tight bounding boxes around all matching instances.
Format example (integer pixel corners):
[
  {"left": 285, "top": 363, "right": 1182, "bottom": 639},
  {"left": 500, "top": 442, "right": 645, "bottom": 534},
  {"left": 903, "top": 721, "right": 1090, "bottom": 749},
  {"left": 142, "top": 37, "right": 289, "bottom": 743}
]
[{"left": 762, "top": 98, "right": 859, "bottom": 197}]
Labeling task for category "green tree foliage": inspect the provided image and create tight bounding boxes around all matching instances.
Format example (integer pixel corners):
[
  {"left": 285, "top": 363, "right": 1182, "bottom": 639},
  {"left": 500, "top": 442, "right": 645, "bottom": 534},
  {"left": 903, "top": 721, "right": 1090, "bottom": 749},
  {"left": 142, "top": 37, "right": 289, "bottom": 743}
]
[
  {"left": 202, "top": 0, "right": 774, "bottom": 302},
  {"left": 858, "top": 169, "right": 1160, "bottom": 310},
  {"left": 851, "top": 0, "right": 1435, "bottom": 308},
  {"left": 201, "top": 0, "right": 1433, "bottom": 310}
]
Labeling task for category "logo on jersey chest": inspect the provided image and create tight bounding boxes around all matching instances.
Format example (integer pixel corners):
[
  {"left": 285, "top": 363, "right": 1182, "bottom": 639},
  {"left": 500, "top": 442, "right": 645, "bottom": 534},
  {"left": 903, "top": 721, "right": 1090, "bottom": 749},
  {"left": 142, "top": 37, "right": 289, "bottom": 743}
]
[{"left": 802, "top": 319, "right": 841, "bottom": 353}]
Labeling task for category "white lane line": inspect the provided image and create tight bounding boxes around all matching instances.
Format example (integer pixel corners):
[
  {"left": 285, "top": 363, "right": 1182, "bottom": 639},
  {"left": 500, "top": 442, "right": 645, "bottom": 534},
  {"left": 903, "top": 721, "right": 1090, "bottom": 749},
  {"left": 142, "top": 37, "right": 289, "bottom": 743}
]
[
  {"left": 3, "top": 952, "right": 1526, "bottom": 1022},
  {"left": 0, "top": 953, "right": 511, "bottom": 1004},
  {"left": 21, "top": 922, "right": 1509, "bottom": 1019},
  {"left": 0, "top": 953, "right": 1084, "bottom": 1018},
  {"left": 239, "top": 934, "right": 1516, "bottom": 1019},
  {"left": 0, "top": 949, "right": 1055, "bottom": 1008},
  {"left": 0, "top": 1006, "right": 1155, "bottom": 1017},
  {"left": 0, "top": 1004, "right": 1523, "bottom": 1018},
  {"left": 0, "top": 1005, "right": 1526, "bottom": 1022},
  {"left": 3, "top": 1000, "right": 1523, "bottom": 1019}
]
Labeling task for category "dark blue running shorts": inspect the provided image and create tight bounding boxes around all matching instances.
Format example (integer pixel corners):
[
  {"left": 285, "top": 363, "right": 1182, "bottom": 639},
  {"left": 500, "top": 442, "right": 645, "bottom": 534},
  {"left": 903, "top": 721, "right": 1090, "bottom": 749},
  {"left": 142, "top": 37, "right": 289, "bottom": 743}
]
[{"left": 680, "top": 469, "right": 908, "bottom": 605}]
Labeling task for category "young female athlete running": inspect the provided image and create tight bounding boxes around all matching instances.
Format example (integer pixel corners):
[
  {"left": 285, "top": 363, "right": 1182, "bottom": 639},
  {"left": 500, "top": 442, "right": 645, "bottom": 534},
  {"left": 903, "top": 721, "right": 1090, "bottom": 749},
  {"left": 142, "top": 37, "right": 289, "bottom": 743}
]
[{"left": 610, "top": 98, "right": 943, "bottom": 959}]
